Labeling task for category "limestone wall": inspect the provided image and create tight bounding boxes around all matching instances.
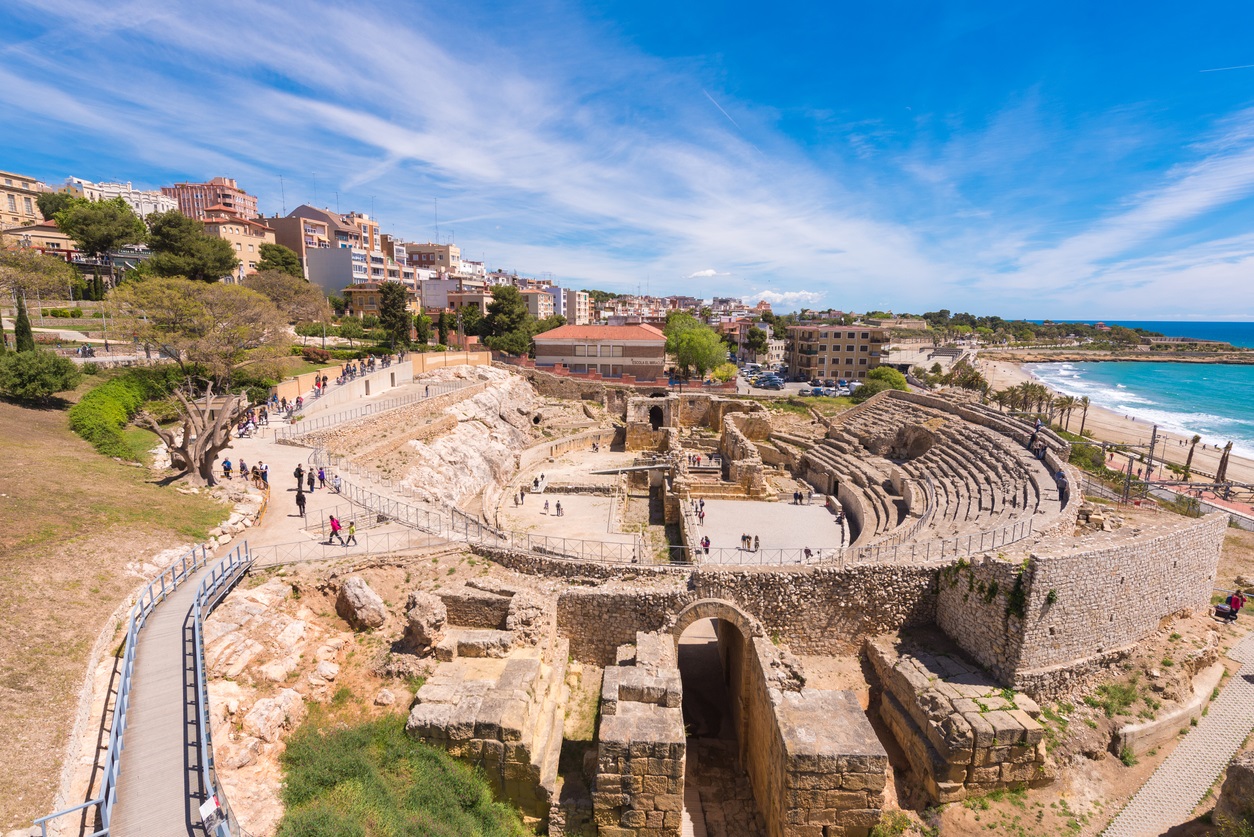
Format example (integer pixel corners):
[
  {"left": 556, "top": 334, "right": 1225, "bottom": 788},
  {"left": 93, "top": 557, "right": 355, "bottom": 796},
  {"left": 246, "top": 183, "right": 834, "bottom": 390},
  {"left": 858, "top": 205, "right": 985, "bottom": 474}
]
[
  {"left": 937, "top": 513, "right": 1227, "bottom": 697},
  {"left": 554, "top": 565, "right": 939, "bottom": 666}
]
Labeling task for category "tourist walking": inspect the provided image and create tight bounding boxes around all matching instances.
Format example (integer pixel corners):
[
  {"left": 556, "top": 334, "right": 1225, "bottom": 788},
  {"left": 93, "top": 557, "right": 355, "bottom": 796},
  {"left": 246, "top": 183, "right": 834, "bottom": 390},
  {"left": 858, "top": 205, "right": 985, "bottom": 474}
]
[
  {"left": 701, "top": 536, "right": 710, "bottom": 555},
  {"left": 294, "top": 464, "right": 305, "bottom": 490},
  {"left": 346, "top": 521, "right": 358, "bottom": 546},
  {"left": 295, "top": 490, "right": 306, "bottom": 518},
  {"left": 544, "top": 499, "right": 550, "bottom": 515},
  {"left": 1228, "top": 591, "right": 1247, "bottom": 622},
  {"left": 222, "top": 458, "right": 232, "bottom": 480},
  {"left": 261, "top": 462, "right": 269, "bottom": 486},
  {"left": 753, "top": 535, "right": 760, "bottom": 552},
  {"left": 332, "top": 474, "right": 342, "bottom": 493},
  {"left": 318, "top": 467, "right": 326, "bottom": 489},
  {"left": 698, "top": 509, "right": 705, "bottom": 525},
  {"left": 555, "top": 500, "right": 563, "bottom": 517},
  {"left": 307, "top": 470, "right": 316, "bottom": 493},
  {"left": 328, "top": 515, "right": 345, "bottom": 545}
]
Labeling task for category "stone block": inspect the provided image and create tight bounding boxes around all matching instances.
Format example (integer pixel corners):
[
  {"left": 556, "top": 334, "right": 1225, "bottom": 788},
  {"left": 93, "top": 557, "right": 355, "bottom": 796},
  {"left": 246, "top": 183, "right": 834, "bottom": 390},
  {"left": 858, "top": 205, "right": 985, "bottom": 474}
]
[
  {"left": 822, "top": 790, "right": 869, "bottom": 810},
  {"left": 841, "top": 771, "right": 887, "bottom": 792},
  {"left": 984, "top": 710, "right": 1024, "bottom": 745},
  {"left": 621, "top": 810, "right": 647, "bottom": 828}
]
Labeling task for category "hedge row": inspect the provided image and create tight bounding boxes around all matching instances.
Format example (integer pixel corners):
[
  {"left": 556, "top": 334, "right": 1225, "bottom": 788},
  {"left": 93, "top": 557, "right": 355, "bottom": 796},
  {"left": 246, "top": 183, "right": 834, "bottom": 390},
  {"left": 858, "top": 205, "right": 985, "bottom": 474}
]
[{"left": 68, "top": 367, "right": 186, "bottom": 460}]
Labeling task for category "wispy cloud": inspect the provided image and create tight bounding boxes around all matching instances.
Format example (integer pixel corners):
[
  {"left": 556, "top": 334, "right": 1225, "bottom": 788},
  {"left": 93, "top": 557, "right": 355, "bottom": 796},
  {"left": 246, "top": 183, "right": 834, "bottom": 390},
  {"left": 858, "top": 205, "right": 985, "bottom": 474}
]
[{"left": 3, "top": 1, "right": 1254, "bottom": 317}]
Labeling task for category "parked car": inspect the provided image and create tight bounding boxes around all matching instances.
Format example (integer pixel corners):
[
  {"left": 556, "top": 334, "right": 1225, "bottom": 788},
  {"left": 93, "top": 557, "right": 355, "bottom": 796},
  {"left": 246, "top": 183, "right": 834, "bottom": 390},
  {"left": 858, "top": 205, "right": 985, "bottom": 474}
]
[
  {"left": 809, "top": 378, "right": 823, "bottom": 387},
  {"left": 797, "top": 388, "right": 814, "bottom": 396},
  {"left": 823, "top": 379, "right": 837, "bottom": 388}
]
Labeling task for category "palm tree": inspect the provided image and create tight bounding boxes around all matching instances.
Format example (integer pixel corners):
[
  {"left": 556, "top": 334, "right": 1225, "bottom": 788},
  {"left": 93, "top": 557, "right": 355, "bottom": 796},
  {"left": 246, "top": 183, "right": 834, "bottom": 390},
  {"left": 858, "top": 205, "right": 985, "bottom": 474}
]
[
  {"left": 1077, "top": 397, "right": 1091, "bottom": 436},
  {"left": 1183, "top": 434, "right": 1201, "bottom": 481},
  {"left": 1055, "top": 395, "right": 1078, "bottom": 430},
  {"left": 1016, "top": 381, "right": 1034, "bottom": 412}
]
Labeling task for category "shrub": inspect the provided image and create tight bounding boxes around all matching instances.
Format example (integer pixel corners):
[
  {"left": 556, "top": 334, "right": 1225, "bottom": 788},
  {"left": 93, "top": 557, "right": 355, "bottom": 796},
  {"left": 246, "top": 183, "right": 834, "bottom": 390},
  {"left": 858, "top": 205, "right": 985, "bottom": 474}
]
[
  {"left": 68, "top": 367, "right": 185, "bottom": 459},
  {"left": 0, "top": 350, "right": 82, "bottom": 403},
  {"left": 301, "top": 346, "right": 332, "bottom": 363},
  {"left": 70, "top": 307, "right": 84, "bottom": 318},
  {"left": 278, "top": 713, "right": 528, "bottom": 837},
  {"left": 48, "top": 308, "right": 71, "bottom": 318}
]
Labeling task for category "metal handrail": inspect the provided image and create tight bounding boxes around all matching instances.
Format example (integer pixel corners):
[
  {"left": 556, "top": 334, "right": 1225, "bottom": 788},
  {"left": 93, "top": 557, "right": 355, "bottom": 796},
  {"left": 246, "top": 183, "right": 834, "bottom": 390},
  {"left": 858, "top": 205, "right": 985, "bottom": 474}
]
[
  {"left": 36, "top": 544, "right": 211, "bottom": 836},
  {"left": 274, "top": 381, "right": 471, "bottom": 441},
  {"left": 191, "top": 545, "right": 255, "bottom": 837}
]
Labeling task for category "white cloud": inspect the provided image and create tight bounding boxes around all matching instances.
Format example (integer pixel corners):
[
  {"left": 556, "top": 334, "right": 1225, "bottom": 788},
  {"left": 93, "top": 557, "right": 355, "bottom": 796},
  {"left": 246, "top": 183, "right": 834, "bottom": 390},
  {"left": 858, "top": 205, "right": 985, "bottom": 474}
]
[{"left": 685, "top": 269, "right": 730, "bottom": 279}]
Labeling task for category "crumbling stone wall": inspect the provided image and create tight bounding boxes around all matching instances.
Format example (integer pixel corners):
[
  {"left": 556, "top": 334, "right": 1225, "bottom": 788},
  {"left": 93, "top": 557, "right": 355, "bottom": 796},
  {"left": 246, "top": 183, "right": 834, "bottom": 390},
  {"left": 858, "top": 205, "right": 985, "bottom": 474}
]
[
  {"left": 937, "top": 513, "right": 1227, "bottom": 698},
  {"left": 744, "top": 637, "right": 888, "bottom": 836},
  {"left": 867, "top": 637, "right": 1052, "bottom": 803}
]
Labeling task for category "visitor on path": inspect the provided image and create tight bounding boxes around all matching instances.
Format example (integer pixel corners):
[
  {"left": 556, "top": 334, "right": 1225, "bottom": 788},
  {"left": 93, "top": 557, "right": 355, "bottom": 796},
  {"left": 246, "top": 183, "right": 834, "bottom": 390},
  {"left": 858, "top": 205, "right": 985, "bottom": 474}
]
[
  {"left": 701, "top": 536, "right": 710, "bottom": 555},
  {"left": 544, "top": 499, "right": 550, "bottom": 514},
  {"left": 318, "top": 467, "right": 326, "bottom": 489},
  {"left": 741, "top": 533, "right": 749, "bottom": 549},
  {"left": 804, "top": 547, "right": 813, "bottom": 560},
  {"left": 806, "top": 490, "right": 812, "bottom": 505},
  {"left": 519, "top": 490, "right": 525, "bottom": 505},
  {"left": 346, "top": 522, "right": 357, "bottom": 546},
  {"left": 307, "top": 470, "right": 316, "bottom": 493},
  {"left": 753, "top": 535, "right": 760, "bottom": 552},
  {"left": 222, "top": 458, "right": 232, "bottom": 480},
  {"left": 295, "top": 490, "right": 306, "bottom": 518},
  {"left": 251, "top": 466, "right": 263, "bottom": 489},
  {"left": 698, "top": 509, "right": 705, "bottom": 525},
  {"left": 555, "top": 500, "right": 563, "bottom": 517},
  {"left": 332, "top": 474, "right": 342, "bottom": 493},
  {"left": 328, "top": 515, "right": 345, "bottom": 545},
  {"left": 1228, "top": 592, "right": 1247, "bottom": 622},
  {"left": 260, "top": 462, "right": 269, "bottom": 486},
  {"left": 294, "top": 464, "right": 305, "bottom": 489},
  {"left": 699, "top": 498, "right": 705, "bottom": 512}
]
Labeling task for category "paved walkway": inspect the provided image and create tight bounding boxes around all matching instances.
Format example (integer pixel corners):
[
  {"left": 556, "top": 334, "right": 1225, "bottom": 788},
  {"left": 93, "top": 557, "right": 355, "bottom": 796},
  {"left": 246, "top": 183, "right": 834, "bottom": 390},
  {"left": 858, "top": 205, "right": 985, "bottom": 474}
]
[
  {"left": 1103, "top": 630, "right": 1254, "bottom": 836},
  {"left": 108, "top": 562, "right": 218, "bottom": 837}
]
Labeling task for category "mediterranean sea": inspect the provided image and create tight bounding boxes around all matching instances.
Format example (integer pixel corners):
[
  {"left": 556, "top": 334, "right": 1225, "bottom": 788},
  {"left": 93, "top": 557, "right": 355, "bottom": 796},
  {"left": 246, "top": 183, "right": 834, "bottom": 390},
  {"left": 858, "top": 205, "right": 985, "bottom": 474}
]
[
  {"left": 1027, "top": 360, "right": 1254, "bottom": 458},
  {"left": 1033, "top": 320, "right": 1254, "bottom": 349}
]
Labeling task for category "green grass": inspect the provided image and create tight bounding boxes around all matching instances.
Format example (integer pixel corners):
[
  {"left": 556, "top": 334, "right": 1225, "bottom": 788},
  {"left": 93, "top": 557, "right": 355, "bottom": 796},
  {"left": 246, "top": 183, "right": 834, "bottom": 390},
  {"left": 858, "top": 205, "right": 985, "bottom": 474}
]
[
  {"left": 1083, "top": 677, "right": 1140, "bottom": 718},
  {"left": 121, "top": 427, "right": 160, "bottom": 464},
  {"left": 278, "top": 712, "right": 532, "bottom": 837}
]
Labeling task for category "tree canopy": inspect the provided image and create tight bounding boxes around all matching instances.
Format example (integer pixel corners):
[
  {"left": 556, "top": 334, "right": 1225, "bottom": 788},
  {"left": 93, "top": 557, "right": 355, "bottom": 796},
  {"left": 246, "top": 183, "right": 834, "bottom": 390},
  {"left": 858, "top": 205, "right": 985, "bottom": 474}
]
[
  {"left": 664, "top": 312, "right": 725, "bottom": 378},
  {"left": 35, "top": 192, "right": 75, "bottom": 220},
  {"left": 143, "top": 210, "right": 240, "bottom": 282},
  {"left": 744, "top": 326, "right": 769, "bottom": 356},
  {"left": 255, "top": 242, "right": 304, "bottom": 277},
  {"left": 54, "top": 197, "right": 147, "bottom": 261},
  {"left": 482, "top": 286, "right": 534, "bottom": 354},
  {"left": 243, "top": 270, "right": 331, "bottom": 324},
  {"left": 866, "top": 366, "right": 908, "bottom": 390},
  {"left": 0, "top": 350, "right": 81, "bottom": 403},
  {"left": 0, "top": 242, "right": 84, "bottom": 299},
  {"left": 377, "top": 281, "right": 412, "bottom": 349}
]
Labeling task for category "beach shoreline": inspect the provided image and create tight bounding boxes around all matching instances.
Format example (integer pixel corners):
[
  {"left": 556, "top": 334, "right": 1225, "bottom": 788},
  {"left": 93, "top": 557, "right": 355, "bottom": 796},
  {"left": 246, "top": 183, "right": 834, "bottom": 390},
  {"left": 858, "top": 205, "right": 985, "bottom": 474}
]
[{"left": 979, "top": 359, "right": 1254, "bottom": 489}]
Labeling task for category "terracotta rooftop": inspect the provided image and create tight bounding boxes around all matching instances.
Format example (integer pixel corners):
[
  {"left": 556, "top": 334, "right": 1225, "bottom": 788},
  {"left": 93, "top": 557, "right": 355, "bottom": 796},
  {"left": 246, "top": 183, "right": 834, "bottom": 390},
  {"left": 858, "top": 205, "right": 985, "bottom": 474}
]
[{"left": 534, "top": 323, "right": 666, "bottom": 341}]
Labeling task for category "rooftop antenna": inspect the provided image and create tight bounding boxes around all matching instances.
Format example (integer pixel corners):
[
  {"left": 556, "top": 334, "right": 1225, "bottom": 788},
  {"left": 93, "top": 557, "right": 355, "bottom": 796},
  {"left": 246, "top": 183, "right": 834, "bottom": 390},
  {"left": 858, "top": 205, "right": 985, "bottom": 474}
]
[{"left": 279, "top": 175, "right": 286, "bottom": 215}]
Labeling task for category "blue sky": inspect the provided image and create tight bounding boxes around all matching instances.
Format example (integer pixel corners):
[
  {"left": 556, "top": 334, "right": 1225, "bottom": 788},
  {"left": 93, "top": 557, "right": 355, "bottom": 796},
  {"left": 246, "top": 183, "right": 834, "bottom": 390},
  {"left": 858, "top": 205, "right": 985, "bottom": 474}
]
[{"left": 3, "top": 1, "right": 1254, "bottom": 318}]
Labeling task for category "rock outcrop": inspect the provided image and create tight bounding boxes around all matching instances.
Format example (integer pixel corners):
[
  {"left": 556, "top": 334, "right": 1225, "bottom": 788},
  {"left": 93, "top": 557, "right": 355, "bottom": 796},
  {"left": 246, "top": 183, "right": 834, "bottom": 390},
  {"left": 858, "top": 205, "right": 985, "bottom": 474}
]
[
  {"left": 1216, "top": 751, "right": 1254, "bottom": 831},
  {"left": 336, "top": 576, "right": 387, "bottom": 630},
  {"left": 242, "top": 689, "right": 307, "bottom": 743},
  {"left": 403, "top": 590, "right": 447, "bottom": 651}
]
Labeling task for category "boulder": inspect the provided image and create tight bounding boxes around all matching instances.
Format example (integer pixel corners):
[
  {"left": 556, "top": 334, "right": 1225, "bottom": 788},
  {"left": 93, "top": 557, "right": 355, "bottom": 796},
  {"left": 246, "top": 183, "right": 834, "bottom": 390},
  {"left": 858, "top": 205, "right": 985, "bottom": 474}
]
[
  {"left": 403, "top": 590, "right": 447, "bottom": 652},
  {"left": 1216, "top": 751, "right": 1254, "bottom": 830},
  {"left": 374, "top": 688, "right": 396, "bottom": 706},
  {"left": 504, "top": 591, "right": 548, "bottom": 647},
  {"left": 242, "top": 689, "right": 306, "bottom": 743},
  {"left": 336, "top": 577, "right": 387, "bottom": 630},
  {"left": 315, "top": 661, "right": 340, "bottom": 681}
]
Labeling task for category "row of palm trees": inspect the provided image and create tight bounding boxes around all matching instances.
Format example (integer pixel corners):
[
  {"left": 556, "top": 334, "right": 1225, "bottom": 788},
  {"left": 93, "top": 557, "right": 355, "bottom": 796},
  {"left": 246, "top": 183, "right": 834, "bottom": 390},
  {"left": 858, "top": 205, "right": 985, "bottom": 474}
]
[{"left": 987, "top": 382, "right": 1092, "bottom": 435}]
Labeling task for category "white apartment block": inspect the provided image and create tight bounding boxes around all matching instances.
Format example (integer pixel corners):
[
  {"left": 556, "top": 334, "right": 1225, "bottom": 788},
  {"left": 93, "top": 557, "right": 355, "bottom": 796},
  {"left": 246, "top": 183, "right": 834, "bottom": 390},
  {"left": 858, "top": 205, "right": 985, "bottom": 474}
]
[{"left": 64, "top": 178, "right": 178, "bottom": 218}]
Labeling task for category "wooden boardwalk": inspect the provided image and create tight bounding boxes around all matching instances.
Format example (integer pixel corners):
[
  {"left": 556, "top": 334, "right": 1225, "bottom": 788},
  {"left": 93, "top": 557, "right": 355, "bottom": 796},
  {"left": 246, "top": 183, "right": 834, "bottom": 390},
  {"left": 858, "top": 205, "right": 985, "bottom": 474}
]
[{"left": 108, "top": 562, "right": 217, "bottom": 837}]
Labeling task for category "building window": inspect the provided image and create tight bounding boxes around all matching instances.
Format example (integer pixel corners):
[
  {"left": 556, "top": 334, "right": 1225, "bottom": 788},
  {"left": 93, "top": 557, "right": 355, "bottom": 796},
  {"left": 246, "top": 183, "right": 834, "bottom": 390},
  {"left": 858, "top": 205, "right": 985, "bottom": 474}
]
[
  {"left": 612, "top": 345, "right": 623, "bottom": 357},
  {"left": 859, "top": 358, "right": 868, "bottom": 365},
  {"left": 574, "top": 345, "right": 586, "bottom": 356},
  {"left": 23, "top": 197, "right": 33, "bottom": 214},
  {"left": 861, "top": 332, "right": 869, "bottom": 339}
]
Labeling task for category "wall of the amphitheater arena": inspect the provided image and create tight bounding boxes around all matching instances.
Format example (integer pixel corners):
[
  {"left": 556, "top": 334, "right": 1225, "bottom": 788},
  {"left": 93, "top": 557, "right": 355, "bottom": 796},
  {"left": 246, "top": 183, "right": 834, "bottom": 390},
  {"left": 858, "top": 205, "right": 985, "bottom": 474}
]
[
  {"left": 552, "top": 563, "right": 940, "bottom": 665},
  {"left": 937, "top": 513, "right": 1228, "bottom": 698}
]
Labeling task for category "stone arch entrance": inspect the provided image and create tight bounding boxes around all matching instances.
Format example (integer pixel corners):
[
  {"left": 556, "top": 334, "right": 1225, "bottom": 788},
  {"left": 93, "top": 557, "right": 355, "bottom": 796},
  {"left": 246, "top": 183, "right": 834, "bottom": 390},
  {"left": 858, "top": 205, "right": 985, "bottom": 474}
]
[
  {"left": 669, "top": 599, "right": 767, "bottom": 832},
  {"left": 648, "top": 404, "right": 664, "bottom": 431}
]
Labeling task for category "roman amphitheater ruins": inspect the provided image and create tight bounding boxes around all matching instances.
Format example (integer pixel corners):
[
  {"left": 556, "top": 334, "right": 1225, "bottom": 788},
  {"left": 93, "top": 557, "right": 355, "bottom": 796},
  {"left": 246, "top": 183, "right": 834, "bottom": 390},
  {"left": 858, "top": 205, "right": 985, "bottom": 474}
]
[{"left": 48, "top": 356, "right": 1232, "bottom": 837}]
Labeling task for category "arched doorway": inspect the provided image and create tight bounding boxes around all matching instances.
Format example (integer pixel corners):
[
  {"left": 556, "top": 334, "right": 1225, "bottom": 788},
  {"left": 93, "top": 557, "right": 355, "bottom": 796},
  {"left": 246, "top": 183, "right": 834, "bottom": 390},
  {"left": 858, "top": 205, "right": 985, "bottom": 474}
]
[
  {"left": 648, "top": 404, "right": 664, "bottom": 431},
  {"left": 670, "top": 600, "right": 767, "bottom": 834}
]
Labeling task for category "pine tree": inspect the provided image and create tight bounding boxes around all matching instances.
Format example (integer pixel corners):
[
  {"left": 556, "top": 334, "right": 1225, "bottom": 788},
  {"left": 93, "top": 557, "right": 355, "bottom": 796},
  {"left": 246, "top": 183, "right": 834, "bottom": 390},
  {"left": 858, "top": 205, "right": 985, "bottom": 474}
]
[{"left": 14, "top": 296, "right": 35, "bottom": 352}]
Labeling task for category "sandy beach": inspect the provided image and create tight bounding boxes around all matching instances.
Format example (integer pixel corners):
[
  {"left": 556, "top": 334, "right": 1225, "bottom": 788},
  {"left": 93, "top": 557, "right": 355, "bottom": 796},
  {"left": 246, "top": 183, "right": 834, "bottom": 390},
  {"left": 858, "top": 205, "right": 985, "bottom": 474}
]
[{"left": 979, "top": 359, "right": 1254, "bottom": 490}]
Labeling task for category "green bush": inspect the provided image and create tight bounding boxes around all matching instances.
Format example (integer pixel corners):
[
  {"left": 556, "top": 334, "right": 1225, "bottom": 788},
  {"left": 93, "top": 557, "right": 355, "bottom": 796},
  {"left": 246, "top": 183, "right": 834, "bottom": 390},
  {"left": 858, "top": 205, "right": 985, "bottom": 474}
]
[
  {"left": 48, "top": 308, "right": 71, "bottom": 318},
  {"left": 278, "top": 713, "right": 529, "bottom": 837},
  {"left": 0, "top": 350, "right": 82, "bottom": 403},
  {"left": 301, "top": 346, "right": 332, "bottom": 363},
  {"left": 70, "top": 307, "right": 84, "bottom": 318},
  {"left": 68, "top": 367, "right": 185, "bottom": 459}
]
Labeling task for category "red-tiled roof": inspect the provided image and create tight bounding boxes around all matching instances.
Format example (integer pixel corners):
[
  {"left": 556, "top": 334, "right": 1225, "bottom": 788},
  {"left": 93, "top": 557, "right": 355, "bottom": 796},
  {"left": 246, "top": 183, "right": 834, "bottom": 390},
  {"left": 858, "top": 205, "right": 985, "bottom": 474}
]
[{"left": 534, "top": 324, "right": 665, "bottom": 341}]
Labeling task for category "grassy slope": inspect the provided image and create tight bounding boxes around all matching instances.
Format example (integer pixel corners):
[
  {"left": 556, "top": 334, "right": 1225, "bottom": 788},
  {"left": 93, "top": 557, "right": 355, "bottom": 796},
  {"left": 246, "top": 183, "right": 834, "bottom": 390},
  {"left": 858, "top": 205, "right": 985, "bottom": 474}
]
[{"left": 0, "top": 392, "right": 225, "bottom": 830}]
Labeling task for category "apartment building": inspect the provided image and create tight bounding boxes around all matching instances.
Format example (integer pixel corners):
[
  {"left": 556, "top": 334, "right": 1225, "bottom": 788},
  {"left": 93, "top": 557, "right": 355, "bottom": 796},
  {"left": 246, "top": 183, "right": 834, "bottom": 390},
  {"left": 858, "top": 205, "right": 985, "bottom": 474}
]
[
  {"left": 202, "top": 211, "right": 276, "bottom": 281},
  {"left": 406, "top": 242, "right": 461, "bottom": 274},
  {"left": 64, "top": 178, "right": 177, "bottom": 218},
  {"left": 0, "top": 219, "right": 79, "bottom": 261},
  {"left": 564, "top": 289, "right": 591, "bottom": 325},
  {"left": 0, "top": 170, "right": 45, "bottom": 228},
  {"left": 532, "top": 324, "right": 667, "bottom": 379},
  {"left": 420, "top": 276, "right": 490, "bottom": 311},
  {"left": 342, "top": 281, "right": 421, "bottom": 317},
  {"left": 785, "top": 325, "right": 889, "bottom": 381},
  {"left": 162, "top": 177, "right": 258, "bottom": 220},
  {"left": 519, "top": 287, "right": 555, "bottom": 319}
]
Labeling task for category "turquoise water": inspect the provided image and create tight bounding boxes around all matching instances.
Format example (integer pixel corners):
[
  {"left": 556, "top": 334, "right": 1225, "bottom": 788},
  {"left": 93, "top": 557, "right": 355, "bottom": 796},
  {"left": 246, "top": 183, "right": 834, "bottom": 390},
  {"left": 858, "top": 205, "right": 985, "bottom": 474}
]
[
  {"left": 1031, "top": 320, "right": 1254, "bottom": 348},
  {"left": 1027, "top": 361, "right": 1254, "bottom": 458}
]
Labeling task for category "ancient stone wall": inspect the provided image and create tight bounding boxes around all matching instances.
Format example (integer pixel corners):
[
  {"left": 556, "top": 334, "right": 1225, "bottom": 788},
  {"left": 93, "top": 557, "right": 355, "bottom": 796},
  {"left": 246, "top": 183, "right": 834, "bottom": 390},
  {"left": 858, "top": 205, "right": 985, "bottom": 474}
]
[
  {"left": 744, "top": 637, "right": 888, "bottom": 836},
  {"left": 301, "top": 381, "right": 492, "bottom": 452},
  {"left": 437, "top": 586, "right": 512, "bottom": 629},
  {"left": 937, "top": 513, "right": 1227, "bottom": 698},
  {"left": 553, "top": 565, "right": 939, "bottom": 666}
]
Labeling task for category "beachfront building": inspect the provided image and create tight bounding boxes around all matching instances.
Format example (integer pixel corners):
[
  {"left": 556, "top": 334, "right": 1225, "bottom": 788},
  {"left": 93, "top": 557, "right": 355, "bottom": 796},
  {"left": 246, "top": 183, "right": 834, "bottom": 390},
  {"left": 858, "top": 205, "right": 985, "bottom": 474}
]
[
  {"left": 162, "top": 177, "right": 258, "bottom": 221},
  {"left": 532, "top": 323, "right": 667, "bottom": 379},
  {"left": 63, "top": 178, "right": 177, "bottom": 218},
  {"left": 0, "top": 170, "right": 45, "bottom": 228},
  {"left": 785, "top": 324, "right": 889, "bottom": 381}
]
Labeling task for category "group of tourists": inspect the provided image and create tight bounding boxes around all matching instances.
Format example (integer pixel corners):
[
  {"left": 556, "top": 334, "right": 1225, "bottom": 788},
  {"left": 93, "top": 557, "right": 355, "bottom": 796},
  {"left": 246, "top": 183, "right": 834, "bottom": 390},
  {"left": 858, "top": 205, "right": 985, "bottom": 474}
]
[
  {"left": 1219, "top": 591, "right": 1247, "bottom": 623},
  {"left": 222, "top": 458, "right": 269, "bottom": 489},
  {"left": 543, "top": 499, "right": 564, "bottom": 516},
  {"left": 325, "top": 515, "right": 358, "bottom": 546},
  {"left": 236, "top": 407, "right": 271, "bottom": 438},
  {"left": 790, "top": 489, "right": 812, "bottom": 505},
  {"left": 739, "top": 533, "right": 761, "bottom": 552},
  {"left": 687, "top": 453, "right": 716, "bottom": 467},
  {"left": 312, "top": 374, "right": 330, "bottom": 397}
]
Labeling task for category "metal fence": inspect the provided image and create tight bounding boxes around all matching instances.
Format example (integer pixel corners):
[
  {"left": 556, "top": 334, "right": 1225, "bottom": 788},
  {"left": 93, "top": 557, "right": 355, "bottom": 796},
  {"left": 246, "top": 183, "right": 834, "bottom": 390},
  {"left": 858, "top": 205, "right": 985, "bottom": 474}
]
[
  {"left": 191, "top": 546, "right": 254, "bottom": 837},
  {"left": 273, "top": 381, "right": 471, "bottom": 441},
  {"left": 36, "top": 545, "right": 214, "bottom": 837}
]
